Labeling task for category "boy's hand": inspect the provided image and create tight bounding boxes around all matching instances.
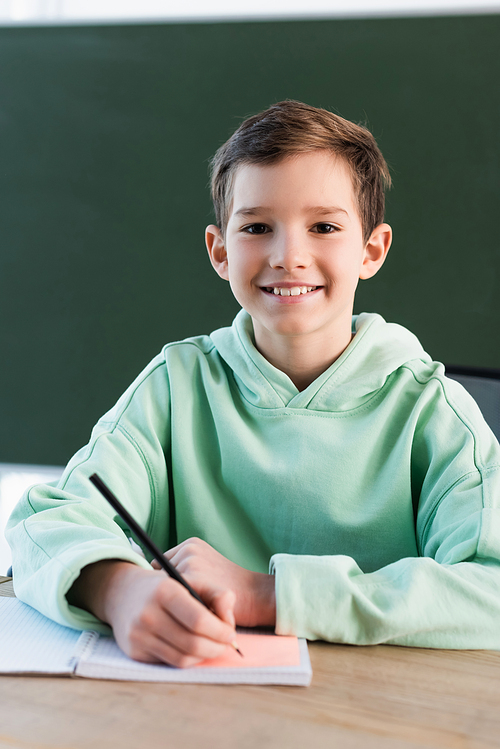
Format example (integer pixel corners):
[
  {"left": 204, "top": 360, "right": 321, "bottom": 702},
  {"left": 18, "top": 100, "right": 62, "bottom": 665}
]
[
  {"left": 152, "top": 537, "right": 276, "bottom": 628},
  {"left": 68, "top": 560, "right": 238, "bottom": 668}
]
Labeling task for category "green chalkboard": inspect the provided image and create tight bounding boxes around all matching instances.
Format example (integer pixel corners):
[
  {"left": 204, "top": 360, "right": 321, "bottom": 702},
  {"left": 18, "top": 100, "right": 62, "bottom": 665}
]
[{"left": 0, "top": 15, "right": 499, "bottom": 464}]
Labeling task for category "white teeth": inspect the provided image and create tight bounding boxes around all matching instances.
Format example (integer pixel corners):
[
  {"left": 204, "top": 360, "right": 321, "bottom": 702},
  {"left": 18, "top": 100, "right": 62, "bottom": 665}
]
[{"left": 270, "top": 286, "right": 316, "bottom": 296}]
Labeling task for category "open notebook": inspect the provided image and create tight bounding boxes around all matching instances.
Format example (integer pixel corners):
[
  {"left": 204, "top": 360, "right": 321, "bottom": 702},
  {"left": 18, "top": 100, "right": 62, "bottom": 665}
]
[{"left": 0, "top": 597, "right": 311, "bottom": 686}]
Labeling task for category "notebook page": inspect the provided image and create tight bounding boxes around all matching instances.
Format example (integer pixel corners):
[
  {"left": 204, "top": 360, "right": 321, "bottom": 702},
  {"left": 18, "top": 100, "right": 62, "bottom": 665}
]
[
  {"left": 0, "top": 598, "right": 86, "bottom": 674},
  {"left": 77, "top": 632, "right": 311, "bottom": 685}
]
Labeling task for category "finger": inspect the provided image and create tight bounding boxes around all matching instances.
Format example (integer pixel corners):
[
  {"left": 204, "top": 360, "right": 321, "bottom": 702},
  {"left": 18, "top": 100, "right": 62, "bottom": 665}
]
[
  {"left": 164, "top": 537, "right": 208, "bottom": 565},
  {"left": 151, "top": 543, "right": 193, "bottom": 570},
  {"left": 206, "top": 589, "right": 236, "bottom": 628},
  {"left": 127, "top": 627, "right": 209, "bottom": 669},
  {"left": 152, "top": 543, "right": 196, "bottom": 571},
  {"left": 158, "top": 581, "right": 236, "bottom": 645},
  {"left": 149, "top": 640, "right": 206, "bottom": 669},
  {"left": 151, "top": 597, "right": 233, "bottom": 657},
  {"left": 130, "top": 597, "right": 232, "bottom": 666},
  {"left": 147, "top": 569, "right": 237, "bottom": 635},
  {"left": 152, "top": 616, "right": 230, "bottom": 664},
  {"left": 149, "top": 574, "right": 236, "bottom": 630},
  {"left": 163, "top": 544, "right": 180, "bottom": 561}
]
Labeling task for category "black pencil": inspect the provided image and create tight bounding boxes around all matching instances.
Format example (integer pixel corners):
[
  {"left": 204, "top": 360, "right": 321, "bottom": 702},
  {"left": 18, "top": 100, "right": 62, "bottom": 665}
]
[{"left": 89, "top": 473, "right": 242, "bottom": 657}]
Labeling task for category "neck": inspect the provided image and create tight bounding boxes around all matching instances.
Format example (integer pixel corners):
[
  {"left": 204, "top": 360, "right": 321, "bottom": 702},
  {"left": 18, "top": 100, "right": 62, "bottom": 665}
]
[{"left": 253, "top": 324, "right": 354, "bottom": 391}]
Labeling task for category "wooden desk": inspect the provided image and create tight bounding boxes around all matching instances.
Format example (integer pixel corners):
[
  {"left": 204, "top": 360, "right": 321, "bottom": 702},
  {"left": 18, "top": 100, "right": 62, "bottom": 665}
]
[{"left": 1, "top": 577, "right": 499, "bottom": 749}]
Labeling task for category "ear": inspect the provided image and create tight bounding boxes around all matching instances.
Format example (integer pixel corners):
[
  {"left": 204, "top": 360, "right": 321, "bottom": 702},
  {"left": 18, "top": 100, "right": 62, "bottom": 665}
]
[
  {"left": 205, "top": 225, "right": 229, "bottom": 281},
  {"left": 359, "top": 223, "right": 392, "bottom": 280}
]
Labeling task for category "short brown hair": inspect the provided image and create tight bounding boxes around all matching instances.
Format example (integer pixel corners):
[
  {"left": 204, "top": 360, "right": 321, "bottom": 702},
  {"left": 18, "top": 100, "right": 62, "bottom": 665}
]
[{"left": 210, "top": 100, "right": 391, "bottom": 243}]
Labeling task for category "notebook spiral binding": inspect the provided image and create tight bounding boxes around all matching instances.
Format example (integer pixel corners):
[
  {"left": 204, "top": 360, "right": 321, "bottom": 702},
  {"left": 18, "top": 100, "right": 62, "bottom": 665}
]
[{"left": 67, "top": 630, "right": 99, "bottom": 671}]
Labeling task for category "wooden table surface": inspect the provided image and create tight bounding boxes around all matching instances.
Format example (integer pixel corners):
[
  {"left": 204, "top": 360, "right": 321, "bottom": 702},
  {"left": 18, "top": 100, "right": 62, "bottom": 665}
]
[{"left": 1, "top": 577, "right": 499, "bottom": 749}]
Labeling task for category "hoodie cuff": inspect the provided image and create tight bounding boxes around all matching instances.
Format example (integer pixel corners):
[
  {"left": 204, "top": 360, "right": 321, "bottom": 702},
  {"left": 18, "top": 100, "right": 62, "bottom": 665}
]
[{"left": 269, "top": 552, "right": 364, "bottom": 641}]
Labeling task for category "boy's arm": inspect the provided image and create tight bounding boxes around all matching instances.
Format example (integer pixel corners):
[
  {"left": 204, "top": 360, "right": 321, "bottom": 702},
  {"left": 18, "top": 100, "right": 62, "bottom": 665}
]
[
  {"left": 6, "top": 349, "right": 274, "bottom": 663},
  {"left": 271, "top": 382, "right": 500, "bottom": 649},
  {"left": 271, "top": 546, "right": 500, "bottom": 649},
  {"left": 6, "top": 356, "right": 173, "bottom": 633}
]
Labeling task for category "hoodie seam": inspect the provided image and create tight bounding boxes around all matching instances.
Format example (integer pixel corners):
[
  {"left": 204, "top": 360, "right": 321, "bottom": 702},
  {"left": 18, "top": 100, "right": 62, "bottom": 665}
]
[
  {"left": 232, "top": 320, "right": 290, "bottom": 407},
  {"left": 229, "top": 386, "right": 389, "bottom": 417},
  {"left": 21, "top": 518, "right": 52, "bottom": 562},
  {"left": 53, "top": 423, "right": 158, "bottom": 539},
  {"left": 400, "top": 367, "right": 499, "bottom": 554},
  {"left": 304, "top": 313, "right": 381, "bottom": 408},
  {"left": 163, "top": 338, "right": 216, "bottom": 356},
  {"left": 401, "top": 365, "right": 485, "bottom": 470},
  {"left": 418, "top": 469, "right": 481, "bottom": 552}
]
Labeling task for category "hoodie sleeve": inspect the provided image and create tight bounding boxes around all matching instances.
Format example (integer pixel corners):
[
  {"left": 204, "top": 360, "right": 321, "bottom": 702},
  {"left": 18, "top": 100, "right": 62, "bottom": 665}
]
[
  {"left": 5, "top": 357, "right": 172, "bottom": 633},
  {"left": 270, "top": 377, "right": 500, "bottom": 649}
]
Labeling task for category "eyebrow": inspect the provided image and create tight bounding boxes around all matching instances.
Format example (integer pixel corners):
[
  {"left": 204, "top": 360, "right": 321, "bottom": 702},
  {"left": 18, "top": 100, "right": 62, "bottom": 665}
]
[
  {"left": 310, "top": 206, "right": 349, "bottom": 217},
  {"left": 233, "top": 206, "right": 349, "bottom": 217},
  {"left": 233, "top": 207, "right": 268, "bottom": 217}
]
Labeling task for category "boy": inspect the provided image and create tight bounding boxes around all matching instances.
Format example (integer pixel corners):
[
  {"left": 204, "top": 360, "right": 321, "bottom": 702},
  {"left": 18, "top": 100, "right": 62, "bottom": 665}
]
[{"left": 7, "top": 101, "right": 500, "bottom": 667}]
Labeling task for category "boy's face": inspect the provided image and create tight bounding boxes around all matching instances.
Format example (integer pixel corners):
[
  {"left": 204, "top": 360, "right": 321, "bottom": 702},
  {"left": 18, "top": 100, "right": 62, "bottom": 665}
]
[{"left": 206, "top": 151, "right": 391, "bottom": 356}]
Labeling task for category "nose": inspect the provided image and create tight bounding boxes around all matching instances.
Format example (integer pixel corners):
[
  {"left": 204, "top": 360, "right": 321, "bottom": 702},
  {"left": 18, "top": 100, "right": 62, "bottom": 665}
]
[{"left": 269, "top": 229, "right": 310, "bottom": 271}]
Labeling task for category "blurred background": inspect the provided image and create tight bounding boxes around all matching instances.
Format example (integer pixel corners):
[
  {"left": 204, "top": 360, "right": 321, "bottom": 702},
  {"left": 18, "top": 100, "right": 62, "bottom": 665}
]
[{"left": 1, "top": 0, "right": 499, "bottom": 569}]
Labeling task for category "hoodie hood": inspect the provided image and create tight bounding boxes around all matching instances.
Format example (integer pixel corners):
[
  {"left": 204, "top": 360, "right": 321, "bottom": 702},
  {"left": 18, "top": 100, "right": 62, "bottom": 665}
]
[{"left": 210, "top": 310, "right": 434, "bottom": 412}]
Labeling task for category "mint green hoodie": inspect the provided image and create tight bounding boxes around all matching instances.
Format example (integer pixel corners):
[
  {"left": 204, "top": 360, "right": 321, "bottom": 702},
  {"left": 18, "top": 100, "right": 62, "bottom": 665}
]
[{"left": 7, "top": 311, "right": 500, "bottom": 647}]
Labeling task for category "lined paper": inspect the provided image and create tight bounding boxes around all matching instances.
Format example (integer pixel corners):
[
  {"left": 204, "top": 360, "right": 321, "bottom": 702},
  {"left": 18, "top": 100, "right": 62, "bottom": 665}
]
[{"left": 0, "top": 598, "right": 84, "bottom": 674}]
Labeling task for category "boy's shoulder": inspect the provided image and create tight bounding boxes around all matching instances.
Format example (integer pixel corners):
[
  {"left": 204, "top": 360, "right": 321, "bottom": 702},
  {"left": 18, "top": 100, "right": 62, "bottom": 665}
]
[
  {"left": 348, "top": 311, "right": 437, "bottom": 384},
  {"left": 353, "top": 314, "right": 494, "bottom": 437},
  {"left": 162, "top": 332, "right": 216, "bottom": 358},
  {"left": 352, "top": 312, "right": 470, "bottom": 394}
]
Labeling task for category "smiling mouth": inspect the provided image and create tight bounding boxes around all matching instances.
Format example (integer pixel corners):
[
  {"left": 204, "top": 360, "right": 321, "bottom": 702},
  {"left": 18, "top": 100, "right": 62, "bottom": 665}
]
[{"left": 262, "top": 286, "right": 320, "bottom": 297}]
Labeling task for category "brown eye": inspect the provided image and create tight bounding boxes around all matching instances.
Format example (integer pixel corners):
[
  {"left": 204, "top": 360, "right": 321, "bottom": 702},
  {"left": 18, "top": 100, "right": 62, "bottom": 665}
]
[
  {"left": 313, "top": 223, "right": 337, "bottom": 234},
  {"left": 244, "top": 224, "right": 269, "bottom": 234}
]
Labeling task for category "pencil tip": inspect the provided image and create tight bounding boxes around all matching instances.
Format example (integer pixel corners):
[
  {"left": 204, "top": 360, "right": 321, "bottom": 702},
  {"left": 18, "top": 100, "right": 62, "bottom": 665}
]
[{"left": 231, "top": 640, "right": 244, "bottom": 657}]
